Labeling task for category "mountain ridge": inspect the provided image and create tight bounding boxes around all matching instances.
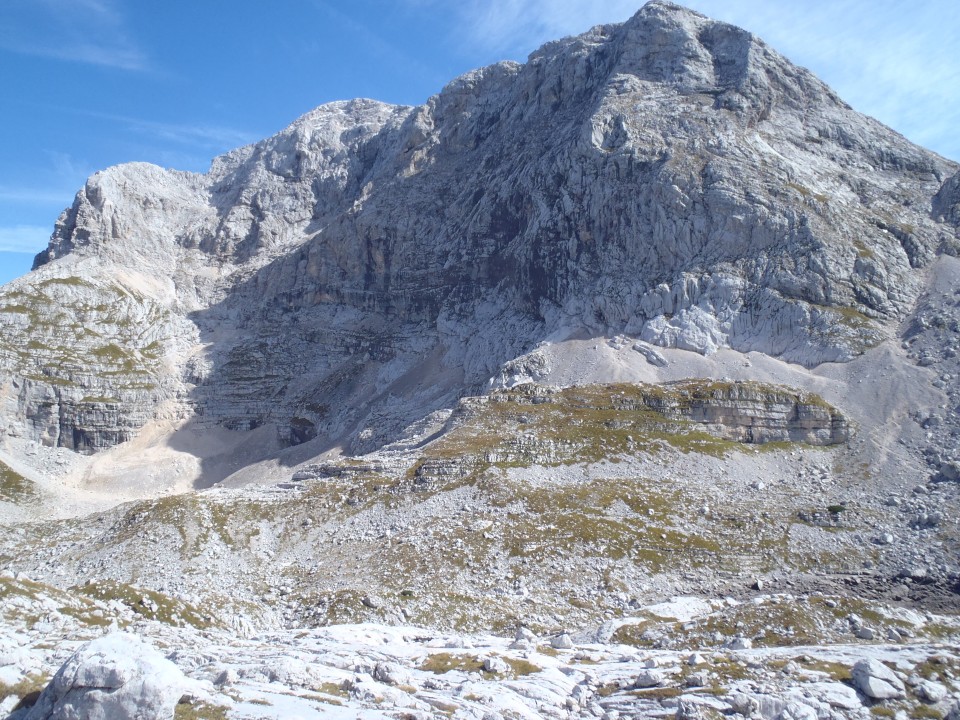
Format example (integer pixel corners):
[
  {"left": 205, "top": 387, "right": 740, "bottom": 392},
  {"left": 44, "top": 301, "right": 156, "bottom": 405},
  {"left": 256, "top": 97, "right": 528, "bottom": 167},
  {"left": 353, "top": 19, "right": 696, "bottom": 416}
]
[{"left": 1, "top": 0, "right": 957, "bottom": 474}]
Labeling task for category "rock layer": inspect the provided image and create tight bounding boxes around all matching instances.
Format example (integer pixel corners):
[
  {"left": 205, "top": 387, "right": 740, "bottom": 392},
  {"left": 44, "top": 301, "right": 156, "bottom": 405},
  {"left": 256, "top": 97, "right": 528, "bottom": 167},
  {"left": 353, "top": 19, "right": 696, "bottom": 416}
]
[{"left": 1, "top": 0, "right": 957, "bottom": 458}]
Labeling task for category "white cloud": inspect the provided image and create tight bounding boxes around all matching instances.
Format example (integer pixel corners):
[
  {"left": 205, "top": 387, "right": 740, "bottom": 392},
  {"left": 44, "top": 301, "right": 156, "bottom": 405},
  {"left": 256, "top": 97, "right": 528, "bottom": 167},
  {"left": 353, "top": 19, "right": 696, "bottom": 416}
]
[
  {"left": 0, "top": 226, "right": 52, "bottom": 254},
  {"left": 125, "top": 118, "right": 259, "bottom": 150},
  {"left": 57, "top": 108, "right": 259, "bottom": 152},
  {"left": 451, "top": 0, "right": 639, "bottom": 56},
  {"left": 0, "top": 0, "right": 147, "bottom": 71}
]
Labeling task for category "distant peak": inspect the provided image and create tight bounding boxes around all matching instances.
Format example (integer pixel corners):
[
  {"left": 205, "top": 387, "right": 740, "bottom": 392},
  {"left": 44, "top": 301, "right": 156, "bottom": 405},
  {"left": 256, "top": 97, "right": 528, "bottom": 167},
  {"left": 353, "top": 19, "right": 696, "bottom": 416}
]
[{"left": 634, "top": 0, "right": 707, "bottom": 19}]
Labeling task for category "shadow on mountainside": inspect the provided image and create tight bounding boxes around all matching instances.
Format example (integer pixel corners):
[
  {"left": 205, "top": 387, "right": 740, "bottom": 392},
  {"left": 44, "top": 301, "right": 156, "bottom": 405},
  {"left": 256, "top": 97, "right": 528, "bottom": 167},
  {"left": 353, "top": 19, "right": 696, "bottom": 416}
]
[{"left": 173, "top": 241, "right": 548, "bottom": 489}]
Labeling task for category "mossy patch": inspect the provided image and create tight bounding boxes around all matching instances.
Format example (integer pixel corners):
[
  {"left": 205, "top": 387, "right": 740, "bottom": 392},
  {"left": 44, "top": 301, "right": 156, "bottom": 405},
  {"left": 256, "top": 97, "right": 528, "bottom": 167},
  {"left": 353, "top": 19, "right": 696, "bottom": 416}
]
[
  {"left": 0, "top": 673, "right": 49, "bottom": 711},
  {"left": 0, "top": 277, "right": 169, "bottom": 398},
  {"left": 412, "top": 381, "right": 843, "bottom": 491},
  {"left": 0, "top": 460, "right": 40, "bottom": 504},
  {"left": 74, "top": 580, "right": 214, "bottom": 629},
  {"left": 174, "top": 699, "right": 230, "bottom": 720},
  {"left": 420, "top": 652, "right": 485, "bottom": 675}
]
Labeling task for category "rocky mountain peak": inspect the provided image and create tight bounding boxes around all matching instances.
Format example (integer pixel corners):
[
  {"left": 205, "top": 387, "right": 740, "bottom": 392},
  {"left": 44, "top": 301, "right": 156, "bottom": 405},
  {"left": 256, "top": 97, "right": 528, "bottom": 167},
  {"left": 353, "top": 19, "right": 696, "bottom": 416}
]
[{"left": 4, "top": 1, "right": 959, "bottom": 465}]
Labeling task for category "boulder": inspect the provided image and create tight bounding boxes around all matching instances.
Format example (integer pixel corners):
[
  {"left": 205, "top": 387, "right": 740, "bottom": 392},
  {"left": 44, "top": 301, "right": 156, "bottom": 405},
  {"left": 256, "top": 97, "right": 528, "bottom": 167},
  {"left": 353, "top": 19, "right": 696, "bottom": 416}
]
[
  {"left": 634, "top": 669, "right": 664, "bottom": 688},
  {"left": 851, "top": 658, "right": 905, "bottom": 700},
  {"left": 482, "top": 656, "right": 510, "bottom": 674},
  {"left": 373, "top": 661, "right": 412, "bottom": 687},
  {"left": 939, "top": 461, "right": 960, "bottom": 482},
  {"left": 25, "top": 633, "right": 191, "bottom": 720},
  {"left": 728, "top": 692, "right": 760, "bottom": 716},
  {"left": 916, "top": 679, "right": 948, "bottom": 703}
]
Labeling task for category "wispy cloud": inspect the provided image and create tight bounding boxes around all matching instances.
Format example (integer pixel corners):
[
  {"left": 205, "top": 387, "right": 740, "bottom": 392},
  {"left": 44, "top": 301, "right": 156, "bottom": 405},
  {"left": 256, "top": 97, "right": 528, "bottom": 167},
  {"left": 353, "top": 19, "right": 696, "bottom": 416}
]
[
  {"left": 0, "top": 188, "right": 74, "bottom": 205},
  {"left": 311, "top": 1, "right": 448, "bottom": 96},
  {"left": 0, "top": 0, "right": 147, "bottom": 71},
  {"left": 128, "top": 119, "right": 259, "bottom": 150},
  {"left": 439, "top": 0, "right": 638, "bottom": 57},
  {"left": 0, "top": 226, "right": 51, "bottom": 254},
  {"left": 58, "top": 108, "right": 259, "bottom": 152}
]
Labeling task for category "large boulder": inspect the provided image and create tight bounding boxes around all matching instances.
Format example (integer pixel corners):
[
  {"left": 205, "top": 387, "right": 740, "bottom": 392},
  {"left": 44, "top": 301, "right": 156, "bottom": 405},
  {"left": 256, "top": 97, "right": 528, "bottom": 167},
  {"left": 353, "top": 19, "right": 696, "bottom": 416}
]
[
  {"left": 850, "top": 658, "right": 905, "bottom": 700},
  {"left": 24, "top": 633, "right": 190, "bottom": 720}
]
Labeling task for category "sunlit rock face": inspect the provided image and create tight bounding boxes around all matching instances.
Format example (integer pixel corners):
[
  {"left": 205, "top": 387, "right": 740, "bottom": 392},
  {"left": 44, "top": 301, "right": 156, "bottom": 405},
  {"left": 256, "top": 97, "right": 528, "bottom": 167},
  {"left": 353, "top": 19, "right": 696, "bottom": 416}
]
[{"left": 3, "top": 0, "right": 957, "bottom": 456}]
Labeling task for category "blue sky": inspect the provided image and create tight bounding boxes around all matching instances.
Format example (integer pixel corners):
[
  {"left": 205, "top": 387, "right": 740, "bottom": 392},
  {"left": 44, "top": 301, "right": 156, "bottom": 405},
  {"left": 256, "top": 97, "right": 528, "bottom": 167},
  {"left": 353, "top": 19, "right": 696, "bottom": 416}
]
[{"left": 1, "top": 0, "right": 957, "bottom": 286}]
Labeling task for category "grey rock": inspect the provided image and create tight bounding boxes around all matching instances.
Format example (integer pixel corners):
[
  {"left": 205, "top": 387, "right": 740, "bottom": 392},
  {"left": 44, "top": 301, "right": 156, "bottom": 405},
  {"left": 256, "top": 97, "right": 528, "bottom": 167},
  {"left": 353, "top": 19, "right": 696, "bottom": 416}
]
[
  {"left": 24, "top": 633, "right": 191, "bottom": 720},
  {"left": 634, "top": 669, "right": 664, "bottom": 688},
  {"left": 805, "top": 682, "right": 862, "bottom": 710},
  {"left": 482, "top": 656, "right": 511, "bottom": 674},
  {"left": 685, "top": 671, "right": 709, "bottom": 687},
  {"left": 3, "top": 0, "right": 953, "bottom": 466},
  {"left": 632, "top": 341, "right": 668, "bottom": 367},
  {"left": 776, "top": 702, "right": 818, "bottom": 720},
  {"left": 514, "top": 626, "right": 537, "bottom": 643},
  {"left": 551, "top": 633, "right": 574, "bottom": 650},
  {"left": 851, "top": 658, "right": 905, "bottom": 700},
  {"left": 916, "top": 679, "right": 948, "bottom": 703},
  {"left": 939, "top": 460, "right": 960, "bottom": 482},
  {"left": 675, "top": 698, "right": 704, "bottom": 720},
  {"left": 373, "top": 661, "right": 412, "bottom": 687},
  {"left": 728, "top": 692, "right": 760, "bottom": 716}
]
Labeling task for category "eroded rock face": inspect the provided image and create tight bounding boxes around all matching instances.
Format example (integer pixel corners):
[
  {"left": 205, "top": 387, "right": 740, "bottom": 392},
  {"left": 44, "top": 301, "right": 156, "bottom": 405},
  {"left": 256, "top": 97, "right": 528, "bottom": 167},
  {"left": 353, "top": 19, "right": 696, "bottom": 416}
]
[
  {"left": 632, "top": 380, "right": 850, "bottom": 445},
  {"left": 3, "top": 0, "right": 957, "bottom": 456}
]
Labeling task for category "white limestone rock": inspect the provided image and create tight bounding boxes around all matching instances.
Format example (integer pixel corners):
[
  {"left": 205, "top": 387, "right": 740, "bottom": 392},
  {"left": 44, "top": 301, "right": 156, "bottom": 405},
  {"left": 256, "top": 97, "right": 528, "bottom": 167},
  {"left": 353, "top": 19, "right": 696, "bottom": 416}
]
[
  {"left": 916, "top": 679, "right": 948, "bottom": 703},
  {"left": 851, "top": 658, "right": 905, "bottom": 700},
  {"left": 634, "top": 669, "right": 664, "bottom": 688},
  {"left": 24, "top": 633, "right": 192, "bottom": 720}
]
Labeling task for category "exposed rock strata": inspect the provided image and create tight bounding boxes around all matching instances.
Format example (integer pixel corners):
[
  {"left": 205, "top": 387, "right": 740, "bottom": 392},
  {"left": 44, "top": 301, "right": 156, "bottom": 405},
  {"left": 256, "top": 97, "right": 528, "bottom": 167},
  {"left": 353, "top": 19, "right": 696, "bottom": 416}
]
[{"left": 2, "top": 0, "right": 958, "bottom": 461}]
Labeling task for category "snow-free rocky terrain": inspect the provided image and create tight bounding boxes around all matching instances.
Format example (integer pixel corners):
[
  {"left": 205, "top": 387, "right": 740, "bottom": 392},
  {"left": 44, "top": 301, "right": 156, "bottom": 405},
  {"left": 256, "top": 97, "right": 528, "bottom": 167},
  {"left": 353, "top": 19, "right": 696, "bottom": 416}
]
[{"left": 2, "top": 1, "right": 960, "bottom": 718}]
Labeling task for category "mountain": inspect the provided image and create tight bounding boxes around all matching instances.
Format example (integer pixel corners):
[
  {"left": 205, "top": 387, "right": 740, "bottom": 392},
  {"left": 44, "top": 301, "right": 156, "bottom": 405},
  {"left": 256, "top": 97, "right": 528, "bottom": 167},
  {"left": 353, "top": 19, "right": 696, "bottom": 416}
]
[
  {"left": 3, "top": 0, "right": 957, "bottom": 466},
  {"left": 1, "top": 3, "right": 960, "bottom": 718}
]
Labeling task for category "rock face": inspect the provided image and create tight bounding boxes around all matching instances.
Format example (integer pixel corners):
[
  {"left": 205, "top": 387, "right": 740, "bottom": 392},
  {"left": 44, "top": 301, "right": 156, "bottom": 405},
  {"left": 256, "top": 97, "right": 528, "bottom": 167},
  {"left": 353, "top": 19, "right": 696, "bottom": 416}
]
[
  {"left": 612, "top": 380, "right": 850, "bottom": 445},
  {"left": 23, "top": 633, "right": 190, "bottom": 720},
  {"left": 1, "top": 0, "right": 957, "bottom": 459}
]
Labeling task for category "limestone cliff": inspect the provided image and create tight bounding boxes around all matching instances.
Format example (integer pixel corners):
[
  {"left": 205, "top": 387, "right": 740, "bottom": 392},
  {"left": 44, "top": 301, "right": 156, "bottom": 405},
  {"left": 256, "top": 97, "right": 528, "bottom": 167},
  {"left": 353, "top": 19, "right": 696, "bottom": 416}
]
[{"left": 3, "top": 0, "right": 957, "bottom": 457}]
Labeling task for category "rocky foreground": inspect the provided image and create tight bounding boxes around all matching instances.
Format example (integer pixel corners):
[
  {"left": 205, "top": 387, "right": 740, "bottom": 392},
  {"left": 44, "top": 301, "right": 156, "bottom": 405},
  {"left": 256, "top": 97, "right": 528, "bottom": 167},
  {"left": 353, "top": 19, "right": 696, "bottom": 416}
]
[{"left": 1, "top": 573, "right": 959, "bottom": 720}]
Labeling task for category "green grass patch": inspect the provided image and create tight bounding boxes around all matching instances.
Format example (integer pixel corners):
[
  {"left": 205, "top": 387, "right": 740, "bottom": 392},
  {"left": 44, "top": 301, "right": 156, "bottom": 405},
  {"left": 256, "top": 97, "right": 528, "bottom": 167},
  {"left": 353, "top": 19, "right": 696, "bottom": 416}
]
[
  {"left": 74, "top": 580, "right": 214, "bottom": 630},
  {"left": 0, "top": 673, "right": 49, "bottom": 711},
  {"left": 0, "top": 460, "right": 40, "bottom": 505},
  {"left": 174, "top": 699, "right": 230, "bottom": 720}
]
